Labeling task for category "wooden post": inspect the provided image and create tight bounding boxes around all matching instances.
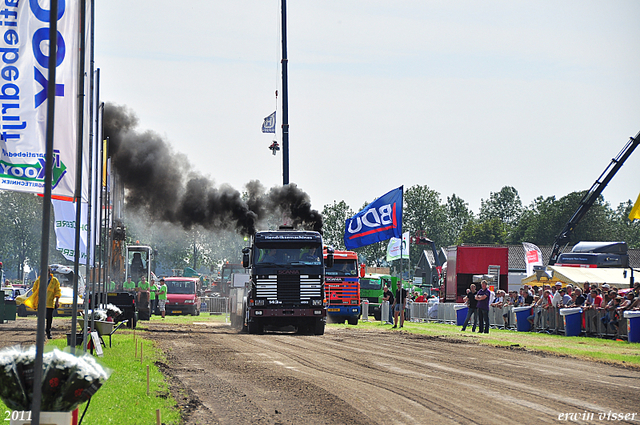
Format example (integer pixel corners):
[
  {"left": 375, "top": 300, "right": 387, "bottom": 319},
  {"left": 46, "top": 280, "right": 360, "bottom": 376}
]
[
  {"left": 146, "top": 365, "right": 150, "bottom": 396},
  {"left": 135, "top": 338, "right": 137, "bottom": 357},
  {"left": 140, "top": 341, "right": 143, "bottom": 364},
  {"left": 156, "top": 409, "right": 161, "bottom": 425}
]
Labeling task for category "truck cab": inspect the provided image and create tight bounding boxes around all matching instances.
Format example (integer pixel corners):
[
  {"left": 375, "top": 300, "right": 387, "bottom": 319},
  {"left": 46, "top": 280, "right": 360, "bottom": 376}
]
[
  {"left": 240, "top": 229, "right": 332, "bottom": 335},
  {"left": 324, "top": 249, "right": 362, "bottom": 325},
  {"left": 163, "top": 277, "right": 201, "bottom": 316},
  {"left": 359, "top": 273, "right": 393, "bottom": 321}
]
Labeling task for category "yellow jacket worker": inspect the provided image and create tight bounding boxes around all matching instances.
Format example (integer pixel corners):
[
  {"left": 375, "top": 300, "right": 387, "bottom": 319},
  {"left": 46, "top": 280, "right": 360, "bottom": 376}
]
[{"left": 25, "top": 267, "right": 61, "bottom": 339}]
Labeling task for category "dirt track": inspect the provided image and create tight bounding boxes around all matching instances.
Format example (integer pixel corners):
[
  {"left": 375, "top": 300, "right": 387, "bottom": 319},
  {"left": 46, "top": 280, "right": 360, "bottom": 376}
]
[
  {"left": 146, "top": 321, "right": 640, "bottom": 425},
  {"left": 2, "top": 318, "right": 640, "bottom": 424}
]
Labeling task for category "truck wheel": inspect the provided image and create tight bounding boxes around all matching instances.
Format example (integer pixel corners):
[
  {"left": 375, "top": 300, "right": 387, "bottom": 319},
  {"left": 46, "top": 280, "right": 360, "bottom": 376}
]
[
  {"left": 248, "top": 320, "right": 263, "bottom": 334},
  {"left": 17, "top": 304, "right": 27, "bottom": 317},
  {"left": 348, "top": 317, "right": 359, "bottom": 326},
  {"left": 313, "top": 319, "right": 325, "bottom": 335}
]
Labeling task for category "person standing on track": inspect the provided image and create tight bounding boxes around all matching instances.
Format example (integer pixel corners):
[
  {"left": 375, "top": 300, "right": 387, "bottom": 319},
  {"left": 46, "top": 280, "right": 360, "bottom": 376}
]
[
  {"left": 392, "top": 281, "right": 407, "bottom": 329},
  {"left": 461, "top": 283, "right": 478, "bottom": 332}
]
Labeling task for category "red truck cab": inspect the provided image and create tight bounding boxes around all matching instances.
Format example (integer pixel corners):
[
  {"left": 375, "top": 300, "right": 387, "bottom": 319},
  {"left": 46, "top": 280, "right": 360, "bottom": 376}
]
[{"left": 324, "top": 249, "right": 362, "bottom": 325}]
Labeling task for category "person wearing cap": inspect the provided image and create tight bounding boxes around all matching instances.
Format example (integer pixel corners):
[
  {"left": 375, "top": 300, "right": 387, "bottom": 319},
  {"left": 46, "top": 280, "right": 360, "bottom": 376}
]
[
  {"left": 558, "top": 288, "right": 572, "bottom": 308},
  {"left": 157, "top": 278, "right": 168, "bottom": 319},
  {"left": 123, "top": 275, "right": 136, "bottom": 292},
  {"left": 565, "top": 284, "right": 573, "bottom": 297}
]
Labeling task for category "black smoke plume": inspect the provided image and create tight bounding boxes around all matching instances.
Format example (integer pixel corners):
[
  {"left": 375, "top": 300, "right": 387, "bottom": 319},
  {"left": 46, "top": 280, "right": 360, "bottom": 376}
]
[{"left": 103, "top": 102, "right": 322, "bottom": 235}]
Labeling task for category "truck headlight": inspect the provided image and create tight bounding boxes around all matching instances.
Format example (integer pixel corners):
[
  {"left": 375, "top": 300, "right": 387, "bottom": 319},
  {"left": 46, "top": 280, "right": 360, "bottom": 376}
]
[
  {"left": 313, "top": 310, "right": 322, "bottom": 315},
  {"left": 185, "top": 299, "right": 194, "bottom": 304},
  {"left": 255, "top": 299, "right": 265, "bottom": 306},
  {"left": 255, "top": 310, "right": 263, "bottom": 316},
  {"left": 312, "top": 299, "right": 323, "bottom": 306}
]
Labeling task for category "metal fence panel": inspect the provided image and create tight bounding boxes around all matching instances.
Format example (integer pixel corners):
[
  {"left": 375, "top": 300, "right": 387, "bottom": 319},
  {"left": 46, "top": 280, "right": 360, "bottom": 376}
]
[{"left": 201, "top": 297, "right": 228, "bottom": 315}]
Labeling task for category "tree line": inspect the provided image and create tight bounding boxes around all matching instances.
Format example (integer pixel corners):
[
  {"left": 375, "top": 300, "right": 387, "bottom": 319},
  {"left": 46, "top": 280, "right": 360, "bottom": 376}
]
[
  {"left": 1, "top": 186, "right": 637, "bottom": 280},
  {"left": 321, "top": 185, "right": 640, "bottom": 267}
]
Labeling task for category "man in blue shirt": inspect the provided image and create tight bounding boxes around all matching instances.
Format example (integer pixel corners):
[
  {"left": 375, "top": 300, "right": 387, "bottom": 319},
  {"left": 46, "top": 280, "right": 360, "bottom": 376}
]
[{"left": 475, "top": 280, "right": 491, "bottom": 334}]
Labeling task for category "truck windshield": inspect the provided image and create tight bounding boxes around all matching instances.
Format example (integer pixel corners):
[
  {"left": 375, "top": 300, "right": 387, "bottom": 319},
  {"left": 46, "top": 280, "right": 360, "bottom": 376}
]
[
  {"left": 360, "top": 278, "right": 382, "bottom": 290},
  {"left": 325, "top": 259, "right": 358, "bottom": 276},
  {"left": 255, "top": 244, "right": 322, "bottom": 266},
  {"left": 222, "top": 266, "right": 244, "bottom": 280},
  {"left": 167, "top": 281, "right": 195, "bottom": 294}
]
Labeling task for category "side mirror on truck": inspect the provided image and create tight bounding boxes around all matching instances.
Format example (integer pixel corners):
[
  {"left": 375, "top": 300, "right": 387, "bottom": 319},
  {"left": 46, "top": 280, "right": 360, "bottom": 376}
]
[
  {"left": 242, "top": 247, "right": 250, "bottom": 268},
  {"left": 324, "top": 246, "right": 334, "bottom": 269}
]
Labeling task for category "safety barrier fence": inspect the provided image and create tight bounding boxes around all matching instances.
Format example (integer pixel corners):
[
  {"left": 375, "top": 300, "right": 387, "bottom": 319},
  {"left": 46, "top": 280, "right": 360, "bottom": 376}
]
[
  {"left": 201, "top": 297, "right": 229, "bottom": 315},
  {"left": 404, "top": 302, "right": 630, "bottom": 339},
  {"left": 206, "top": 296, "right": 631, "bottom": 339}
]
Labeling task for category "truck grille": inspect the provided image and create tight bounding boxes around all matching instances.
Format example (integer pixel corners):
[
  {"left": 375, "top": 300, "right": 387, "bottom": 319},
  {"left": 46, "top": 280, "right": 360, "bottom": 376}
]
[{"left": 256, "top": 275, "right": 322, "bottom": 302}]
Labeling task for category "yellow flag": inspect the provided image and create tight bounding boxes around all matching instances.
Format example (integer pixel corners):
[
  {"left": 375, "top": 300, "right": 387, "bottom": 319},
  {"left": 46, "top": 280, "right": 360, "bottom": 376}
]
[{"left": 630, "top": 192, "right": 640, "bottom": 221}]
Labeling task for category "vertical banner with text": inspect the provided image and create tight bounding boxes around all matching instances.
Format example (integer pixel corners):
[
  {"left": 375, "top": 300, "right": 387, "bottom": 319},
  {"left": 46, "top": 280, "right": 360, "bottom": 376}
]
[
  {"left": 52, "top": 199, "right": 89, "bottom": 263},
  {"left": 0, "top": 0, "right": 82, "bottom": 199}
]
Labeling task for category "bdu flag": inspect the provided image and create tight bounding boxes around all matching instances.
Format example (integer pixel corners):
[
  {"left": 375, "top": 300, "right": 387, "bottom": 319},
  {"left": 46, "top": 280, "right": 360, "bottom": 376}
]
[
  {"left": 262, "top": 111, "right": 276, "bottom": 133},
  {"left": 344, "top": 186, "right": 403, "bottom": 250}
]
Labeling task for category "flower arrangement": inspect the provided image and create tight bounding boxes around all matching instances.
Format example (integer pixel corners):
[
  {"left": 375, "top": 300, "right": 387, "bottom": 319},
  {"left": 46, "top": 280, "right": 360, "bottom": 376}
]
[{"left": 0, "top": 345, "right": 110, "bottom": 412}]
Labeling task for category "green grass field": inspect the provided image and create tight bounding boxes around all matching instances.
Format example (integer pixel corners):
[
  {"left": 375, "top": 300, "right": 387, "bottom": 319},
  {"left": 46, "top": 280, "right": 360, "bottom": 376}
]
[
  {"left": 1, "top": 313, "right": 638, "bottom": 423},
  {"left": 346, "top": 319, "right": 640, "bottom": 367}
]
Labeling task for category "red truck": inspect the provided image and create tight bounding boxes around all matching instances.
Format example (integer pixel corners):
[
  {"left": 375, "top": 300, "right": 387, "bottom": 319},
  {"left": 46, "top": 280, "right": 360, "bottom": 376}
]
[
  {"left": 163, "top": 277, "right": 201, "bottom": 316},
  {"left": 443, "top": 246, "right": 508, "bottom": 303},
  {"left": 324, "top": 249, "right": 361, "bottom": 325}
]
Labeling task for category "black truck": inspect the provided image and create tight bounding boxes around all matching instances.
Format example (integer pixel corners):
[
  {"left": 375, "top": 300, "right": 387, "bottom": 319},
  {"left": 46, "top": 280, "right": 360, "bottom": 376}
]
[{"left": 239, "top": 228, "right": 333, "bottom": 335}]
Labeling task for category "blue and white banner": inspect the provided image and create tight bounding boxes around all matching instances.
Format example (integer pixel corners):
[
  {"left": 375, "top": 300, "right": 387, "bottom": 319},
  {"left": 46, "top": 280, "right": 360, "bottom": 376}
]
[
  {"left": 0, "top": 0, "right": 85, "bottom": 200},
  {"left": 52, "top": 199, "right": 89, "bottom": 264},
  {"left": 262, "top": 111, "right": 276, "bottom": 133},
  {"left": 344, "top": 186, "right": 403, "bottom": 250}
]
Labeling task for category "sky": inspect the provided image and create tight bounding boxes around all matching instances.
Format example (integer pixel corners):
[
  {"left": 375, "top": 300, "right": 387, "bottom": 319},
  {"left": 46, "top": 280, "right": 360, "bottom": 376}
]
[{"left": 95, "top": 1, "right": 640, "bottom": 217}]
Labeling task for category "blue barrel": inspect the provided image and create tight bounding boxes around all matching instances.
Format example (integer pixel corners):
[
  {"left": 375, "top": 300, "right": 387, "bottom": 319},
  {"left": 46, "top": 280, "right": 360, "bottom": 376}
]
[
  {"left": 624, "top": 311, "right": 640, "bottom": 343},
  {"left": 513, "top": 306, "right": 532, "bottom": 332},
  {"left": 560, "top": 308, "right": 582, "bottom": 337},
  {"left": 454, "top": 304, "right": 468, "bottom": 326}
]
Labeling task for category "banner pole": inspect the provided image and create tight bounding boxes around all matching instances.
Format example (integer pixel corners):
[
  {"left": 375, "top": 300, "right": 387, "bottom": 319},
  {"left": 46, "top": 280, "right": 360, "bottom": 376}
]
[
  {"left": 70, "top": 0, "right": 88, "bottom": 352},
  {"left": 32, "top": 2, "right": 59, "bottom": 424}
]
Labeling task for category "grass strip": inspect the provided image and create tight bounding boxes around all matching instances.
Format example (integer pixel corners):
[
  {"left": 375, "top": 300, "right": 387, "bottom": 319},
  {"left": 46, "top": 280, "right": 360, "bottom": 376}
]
[
  {"left": 0, "top": 328, "right": 181, "bottom": 424},
  {"left": 339, "top": 320, "right": 640, "bottom": 367}
]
